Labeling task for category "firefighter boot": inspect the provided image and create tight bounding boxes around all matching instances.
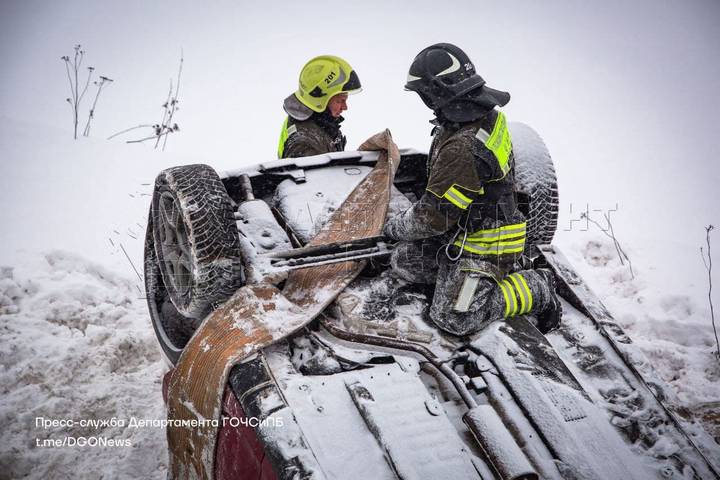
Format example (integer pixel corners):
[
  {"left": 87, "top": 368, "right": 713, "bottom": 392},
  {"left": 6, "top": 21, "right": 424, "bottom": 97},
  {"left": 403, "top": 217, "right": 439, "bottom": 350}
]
[{"left": 502, "top": 268, "right": 562, "bottom": 333}]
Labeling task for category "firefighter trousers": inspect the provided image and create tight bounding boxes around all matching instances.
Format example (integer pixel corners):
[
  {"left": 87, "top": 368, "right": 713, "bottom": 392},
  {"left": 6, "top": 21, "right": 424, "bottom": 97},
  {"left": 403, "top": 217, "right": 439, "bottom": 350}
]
[{"left": 390, "top": 239, "right": 556, "bottom": 336}]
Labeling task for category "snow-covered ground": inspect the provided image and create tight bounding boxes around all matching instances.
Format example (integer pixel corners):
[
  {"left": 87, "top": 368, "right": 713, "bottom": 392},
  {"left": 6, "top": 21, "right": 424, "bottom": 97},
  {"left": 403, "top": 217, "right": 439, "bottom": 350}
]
[
  {"left": 566, "top": 237, "right": 720, "bottom": 410},
  {"left": 0, "top": 120, "right": 179, "bottom": 477},
  {"left": 1, "top": 0, "right": 719, "bottom": 478},
  {"left": 0, "top": 251, "right": 167, "bottom": 478}
]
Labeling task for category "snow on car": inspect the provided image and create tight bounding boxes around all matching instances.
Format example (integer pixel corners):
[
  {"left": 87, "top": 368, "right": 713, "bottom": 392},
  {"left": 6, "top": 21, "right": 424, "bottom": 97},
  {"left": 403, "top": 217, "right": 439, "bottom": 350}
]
[{"left": 145, "top": 124, "right": 719, "bottom": 479}]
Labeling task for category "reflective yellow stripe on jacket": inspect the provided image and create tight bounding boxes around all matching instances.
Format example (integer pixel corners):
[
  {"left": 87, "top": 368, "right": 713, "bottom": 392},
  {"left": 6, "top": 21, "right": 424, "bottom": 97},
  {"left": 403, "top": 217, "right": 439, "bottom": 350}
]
[
  {"left": 443, "top": 185, "right": 474, "bottom": 210},
  {"left": 277, "top": 117, "right": 298, "bottom": 158},
  {"left": 454, "top": 222, "right": 527, "bottom": 256},
  {"left": 475, "top": 111, "right": 512, "bottom": 176}
]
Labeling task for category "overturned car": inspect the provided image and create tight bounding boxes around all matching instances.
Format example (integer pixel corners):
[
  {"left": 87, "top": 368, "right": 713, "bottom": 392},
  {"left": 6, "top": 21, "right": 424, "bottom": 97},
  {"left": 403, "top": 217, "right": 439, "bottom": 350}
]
[{"left": 144, "top": 124, "right": 719, "bottom": 480}]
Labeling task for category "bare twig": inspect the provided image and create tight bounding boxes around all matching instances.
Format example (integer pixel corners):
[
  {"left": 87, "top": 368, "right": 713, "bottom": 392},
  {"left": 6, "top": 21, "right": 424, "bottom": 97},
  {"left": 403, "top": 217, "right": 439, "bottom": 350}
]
[
  {"left": 61, "top": 45, "right": 111, "bottom": 139},
  {"left": 73, "top": 46, "right": 81, "bottom": 138},
  {"left": 585, "top": 214, "right": 625, "bottom": 265},
  {"left": 126, "top": 130, "right": 172, "bottom": 144},
  {"left": 604, "top": 212, "right": 634, "bottom": 278},
  {"left": 78, "top": 66, "right": 93, "bottom": 107},
  {"left": 119, "top": 242, "right": 142, "bottom": 282},
  {"left": 118, "top": 50, "right": 183, "bottom": 149},
  {"left": 582, "top": 211, "right": 634, "bottom": 278},
  {"left": 62, "top": 53, "right": 78, "bottom": 139},
  {"left": 700, "top": 225, "right": 718, "bottom": 358},
  {"left": 107, "top": 124, "right": 154, "bottom": 140},
  {"left": 63, "top": 59, "right": 75, "bottom": 104},
  {"left": 154, "top": 80, "right": 173, "bottom": 149},
  {"left": 162, "top": 50, "right": 183, "bottom": 151},
  {"left": 82, "top": 76, "right": 113, "bottom": 137}
]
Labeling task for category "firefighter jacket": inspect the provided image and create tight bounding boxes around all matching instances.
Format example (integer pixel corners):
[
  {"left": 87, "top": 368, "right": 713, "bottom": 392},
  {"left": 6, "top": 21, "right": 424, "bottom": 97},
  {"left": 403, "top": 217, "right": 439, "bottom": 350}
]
[
  {"left": 384, "top": 109, "right": 526, "bottom": 270},
  {"left": 277, "top": 112, "right": 346, "bottom": 158}
]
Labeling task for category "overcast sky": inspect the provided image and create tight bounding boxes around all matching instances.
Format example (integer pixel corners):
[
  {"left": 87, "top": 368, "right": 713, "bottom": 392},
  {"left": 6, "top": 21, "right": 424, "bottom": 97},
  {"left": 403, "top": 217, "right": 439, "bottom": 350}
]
[{"left": 1, "top": 0, "right": 719, "bottom": 285}]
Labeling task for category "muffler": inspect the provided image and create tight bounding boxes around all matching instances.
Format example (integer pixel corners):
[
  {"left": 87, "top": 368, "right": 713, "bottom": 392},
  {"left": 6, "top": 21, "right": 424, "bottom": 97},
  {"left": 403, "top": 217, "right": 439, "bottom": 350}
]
[{"left": 464, "top": 404, "right": 538, "bottom": 480}]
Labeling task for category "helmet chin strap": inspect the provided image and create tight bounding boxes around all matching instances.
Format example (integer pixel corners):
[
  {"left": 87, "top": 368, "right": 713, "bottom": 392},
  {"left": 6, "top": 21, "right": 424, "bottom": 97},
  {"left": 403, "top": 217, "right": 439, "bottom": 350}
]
[{"left": 435, "top": 96, "right": 494, "bottom": 125}]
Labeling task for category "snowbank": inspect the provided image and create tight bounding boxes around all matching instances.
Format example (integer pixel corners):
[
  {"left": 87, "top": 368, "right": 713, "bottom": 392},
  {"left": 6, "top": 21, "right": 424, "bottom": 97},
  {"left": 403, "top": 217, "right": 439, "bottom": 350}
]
[
  {"left": 561, "top": 235, "right": 720, "bottom": 413},
  {"left": 0, "top": 251, "right": 168, "bottom": 479}
]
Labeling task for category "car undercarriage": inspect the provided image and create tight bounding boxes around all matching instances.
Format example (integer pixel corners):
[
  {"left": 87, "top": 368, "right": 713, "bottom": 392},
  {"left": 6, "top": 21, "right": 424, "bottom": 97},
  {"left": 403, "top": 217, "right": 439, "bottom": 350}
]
[{"left": 146, "top": 125, "right": 720, "bottom": 479}]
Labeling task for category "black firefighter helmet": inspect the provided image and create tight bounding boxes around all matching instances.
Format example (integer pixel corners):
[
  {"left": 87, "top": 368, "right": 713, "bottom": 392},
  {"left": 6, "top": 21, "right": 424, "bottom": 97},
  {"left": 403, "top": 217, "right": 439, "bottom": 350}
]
[{"left": 405, "top": 43, "right": 510, "bottom": 123}]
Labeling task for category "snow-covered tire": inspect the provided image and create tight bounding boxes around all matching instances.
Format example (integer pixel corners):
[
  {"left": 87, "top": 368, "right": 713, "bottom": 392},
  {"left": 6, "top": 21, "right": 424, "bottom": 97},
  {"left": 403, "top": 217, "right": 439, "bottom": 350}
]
[
  {"left": 510, "top": 122, "right": 559, "bottom": 246},
  {"left": 150, "top": 164, "right": 244, "bottom": 320}
]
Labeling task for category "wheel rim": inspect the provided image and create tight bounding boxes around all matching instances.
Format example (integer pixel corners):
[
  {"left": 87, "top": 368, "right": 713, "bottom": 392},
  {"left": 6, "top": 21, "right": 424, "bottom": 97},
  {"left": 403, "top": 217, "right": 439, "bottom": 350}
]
[
  {"left": 145, "top": 222, "right": 198, "bottom": 364},
  {"left": 158, "top": 191, "right": 193, "bottom": 298},
  {"left": 147, "top": 251, "right": 184, "bottom": 361}
]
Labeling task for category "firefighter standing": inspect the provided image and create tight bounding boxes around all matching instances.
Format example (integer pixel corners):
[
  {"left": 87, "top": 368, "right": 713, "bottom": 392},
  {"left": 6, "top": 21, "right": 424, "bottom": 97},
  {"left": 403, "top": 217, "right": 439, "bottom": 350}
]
[
  {"left": 384, "top": 43, "right": 561, "bottom": 336},
  {"left": 278, "top": 55, "right": 362, "bottom": 158}
]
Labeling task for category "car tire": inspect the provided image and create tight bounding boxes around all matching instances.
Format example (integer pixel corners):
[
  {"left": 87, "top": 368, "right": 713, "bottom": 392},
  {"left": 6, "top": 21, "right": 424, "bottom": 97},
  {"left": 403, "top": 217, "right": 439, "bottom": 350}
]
[
  {"left": 150, "top": 164, "right": 244, "bottom": 321},
  {"left": 510, "top": 122, "right": 559, "bottom": 247}
]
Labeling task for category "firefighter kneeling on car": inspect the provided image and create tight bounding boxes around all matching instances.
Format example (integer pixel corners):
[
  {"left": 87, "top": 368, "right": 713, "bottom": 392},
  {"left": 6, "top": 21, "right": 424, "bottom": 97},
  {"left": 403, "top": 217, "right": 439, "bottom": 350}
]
[{"left": 384, "top": 43, "right": 561, "bottom": 336}]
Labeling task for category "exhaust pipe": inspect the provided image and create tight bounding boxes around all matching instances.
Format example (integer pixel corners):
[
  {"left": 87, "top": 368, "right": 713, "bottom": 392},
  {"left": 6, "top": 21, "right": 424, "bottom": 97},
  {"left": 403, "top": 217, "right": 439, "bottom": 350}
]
[{"left": 464, "top": 405, "right": 538, "bottom": 480}]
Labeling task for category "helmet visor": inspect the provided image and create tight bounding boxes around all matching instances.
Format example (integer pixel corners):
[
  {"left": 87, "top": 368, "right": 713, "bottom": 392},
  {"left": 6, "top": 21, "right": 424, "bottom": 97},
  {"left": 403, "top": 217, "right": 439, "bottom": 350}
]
[{"left": 342, "top": 70, "right": 362, "bottom": 93}]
